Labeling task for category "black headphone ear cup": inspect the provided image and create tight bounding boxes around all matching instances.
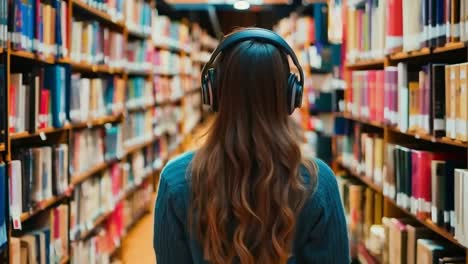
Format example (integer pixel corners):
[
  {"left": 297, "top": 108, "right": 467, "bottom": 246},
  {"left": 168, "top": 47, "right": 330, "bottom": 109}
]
[
  {"left": 207, "top": 68, "right": 218, "bottom": 111},
  {"left": 287, "top": 74, "right": 302, "bottom": 114}
]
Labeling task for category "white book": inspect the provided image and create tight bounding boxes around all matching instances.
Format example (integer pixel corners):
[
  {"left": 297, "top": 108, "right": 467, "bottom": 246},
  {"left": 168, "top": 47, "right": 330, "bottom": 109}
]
[
  {"left": 42, "top": 147, "right": 53, "bottom": 199},
  {"left": 8, "top": 160, "right": 22, "bottom": 228},
  {"left": 402, "top": 0, "right": 422, "bottom": 52},
  {"left": 398, "top": 63, "right": 409, "bottom": 132},
  {"left": 463, "top": 170, "right": 468, "bottom": 247},
  {"left": 80, "top": 78, "right": 91, "bottom": 122}
]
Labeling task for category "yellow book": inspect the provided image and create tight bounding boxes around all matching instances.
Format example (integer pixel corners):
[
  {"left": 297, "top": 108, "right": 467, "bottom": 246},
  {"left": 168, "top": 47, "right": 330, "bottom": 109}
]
[
  {"left": 408, "top": 81, "right": 420, "bottom": 132},
  {"left": 373, "top": 137, "right": 384, "bottom": 186},
  {"left": 457, "top": 63, "right": 468, "bottom": 142},
  {"left": 449, "top": 65, "right": 459, "bottom": 139}
]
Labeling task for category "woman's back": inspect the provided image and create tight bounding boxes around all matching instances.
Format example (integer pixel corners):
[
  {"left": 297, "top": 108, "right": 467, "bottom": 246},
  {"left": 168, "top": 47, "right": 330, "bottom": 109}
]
[
  {"left": 153, "top": 28, "right": 349, "bottom": 264},
  {"left": 154, "top": 152, "right": 349, "bottom": 264}
]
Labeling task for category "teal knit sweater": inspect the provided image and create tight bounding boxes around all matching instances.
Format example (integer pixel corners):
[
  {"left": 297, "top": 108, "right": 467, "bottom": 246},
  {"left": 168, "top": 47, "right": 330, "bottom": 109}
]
[{"left": 153, "top": 151, "right": 350, "bottom": 264}]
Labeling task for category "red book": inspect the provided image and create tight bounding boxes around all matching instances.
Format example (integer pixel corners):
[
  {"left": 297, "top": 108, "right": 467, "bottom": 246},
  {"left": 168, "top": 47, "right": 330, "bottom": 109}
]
[
  {"left": 110, "top": 163, "right": 122, "bottom": 197},
  {"left": 309, "top": 18, "right": 315, "bottom": 44},
  {"left": 9, "top": 84, "right": 16, "bottom": 133},
  {"left": 412, "top": 150, "right": 453, "bottom": 220},
  {"left": 376, "top": 70, "right": 385, "bottom": 124},
  {"left": 39, "top": 89, "right": 49, "bottom": 129},
  {"left": 386, "top": 0, "right": 403, "bottom": 53},
  {"left": 368, "top": 71, "right": 376, "bottom": 121}
]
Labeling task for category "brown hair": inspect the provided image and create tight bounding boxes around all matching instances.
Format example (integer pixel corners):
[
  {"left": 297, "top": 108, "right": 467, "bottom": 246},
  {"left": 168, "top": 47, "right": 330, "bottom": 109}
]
[{"left": 190, "top": 39, "right": 317, "bottom": 264}]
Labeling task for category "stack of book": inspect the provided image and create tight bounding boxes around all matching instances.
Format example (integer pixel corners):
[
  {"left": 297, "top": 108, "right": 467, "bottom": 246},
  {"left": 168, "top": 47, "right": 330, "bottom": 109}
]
[
  {"left": 70, "top": 20, "right": 124, "bottom": 67},
  {"left": 80, "top": 0, "right": 124, "bottom": 22},
  {"left": 336, "top": 124, "right": 384, "bottom": 183},
  {"left": 10, "top": 0, "right": 69, "bottom": 58},
  {"left": 70, "top": 75, "right": 125, "bottom": 123},
  {"left": 125, "top": 0, "right": 152, "bottom": 37},
  {"left": 70, "top": 129, "right": 105, "bottom": 176},
  {"left": 10, "top": 204, "right": 69, "bottom": 264},
  {"left": 152, "top": 14, "right": 191, "bottom": 50},
  {"left": 153, "top": 106, "right": 183, "bottom": 137},
  {"left": 125, "top": 39, "right": 152, "bottom": 72},
  {"left": 104, "top": 124, "right": 123, "bottom": 161},
  {"left": 9, "top": 144, "right": 69, "bottom": 217},
  {"left": 126, "top": 77, "right": 154, "bottom": 110},
  {"left": 153, "top": 76, "right": 186, "bottom": 103},
  {"left": 153, "top": 50, "right": 192, "bottom": 75},
  {"left": 345, "top": 0, "right": 468, "bottom": 62},
  {"left": 383, "top": 144, "right": 467, "bottom": 234},
  {"left": 70, "top": 170, "right": 114, "bottom": 241},
  {"left": 345, "top": 62, "right": 468, "bottom": 142},
  {"left": 122, "top": 111, "right": 153, "bottom": 147},
  {"left": 9, "top": 65, "right": 70, "bottom": 133}
]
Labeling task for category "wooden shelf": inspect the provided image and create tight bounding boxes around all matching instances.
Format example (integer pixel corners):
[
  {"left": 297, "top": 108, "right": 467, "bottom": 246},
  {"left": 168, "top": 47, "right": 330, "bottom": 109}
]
[
  {"left": 10, "top": 50, "right": 56, "bottom": 64},
  {"left": 10, "top": 126, "right": 69, "bottom": 140},
  {"left": 338, "top": 162, "right": 383, "bottom": 194},
  {"left": 338, "top": 113, "right": 385, "bottom": 129},
  {"left": 389, "top": 128, "right": 468, "bottom": 148},
  {"left": 70, "top": 61, "right": 124, "bottom": 74},
  {"left": 70, "top": 114, "right": 123, "bottom": 129},
  {"left": 345, "top": 58, "right": 385, "bottom": 70},
  {"left": 383, "top": 196, "right": 467, "bottom": 249},
  {"left": 71, "top": 161, "right": 112, "bottom": 186},
  {"left": 155, "top": 97, "right": 183, "bottom": 106},
  {"left": 389, "top": 48, "right": 431, "bottom": 61},
  {"left": 433, "top": 42, "right": 466, "bottom": 54},
  {"left": 126, "top": 103, "right": 154, "bottom": 112},
  {"left": 126, "top": 68, "right": 152, "bottom": 76},
  {"left": 20, "top": 194, "right": 69, "bottom": 222},
  {"left": 127, "top": 29, "right": 151, "bottom": 40},
  {"left": 78, "top": 211, "right": 113, "bottom": 241},
  {"left": 338, "top": 113, "right": 467, "bottom": 148},
  {"left": 124, "top": 138, "right": 155, "bottom": 155},
  {"left": 71, "top": 0, "right": 124, "bottom": 30},
  {"left": 153, "top": 40, "right": 192, "bottom": 54}
]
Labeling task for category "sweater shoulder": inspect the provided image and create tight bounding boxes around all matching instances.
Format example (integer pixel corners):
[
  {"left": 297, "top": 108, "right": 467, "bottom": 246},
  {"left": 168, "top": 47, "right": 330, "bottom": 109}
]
[{"left": 159, "top": 151, "right": 194, "bottom": 194}]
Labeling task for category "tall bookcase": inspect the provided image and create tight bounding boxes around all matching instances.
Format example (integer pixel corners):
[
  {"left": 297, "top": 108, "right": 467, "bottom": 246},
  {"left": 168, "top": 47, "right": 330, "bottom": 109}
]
[
  {"left": 338, "top": 0, "right": 468, "bottom": 262},
  {"left": 341, "top": 45, "right": 468, "bottom": 262},
  {"left": 0, "top": 0, "right": 217, "bottom": 263}
]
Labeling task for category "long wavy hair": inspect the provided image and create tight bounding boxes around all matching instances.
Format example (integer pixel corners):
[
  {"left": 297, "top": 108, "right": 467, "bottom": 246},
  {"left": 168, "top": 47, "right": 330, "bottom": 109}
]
[{"left": 190, "top": 38, "right": 317, "bottom": 264}]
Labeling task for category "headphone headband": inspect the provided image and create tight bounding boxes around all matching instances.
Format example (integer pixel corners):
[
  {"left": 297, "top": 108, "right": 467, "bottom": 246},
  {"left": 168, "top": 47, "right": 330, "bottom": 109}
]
[{"left": 201, "top": 28, "right": 304, "bottom": 88}]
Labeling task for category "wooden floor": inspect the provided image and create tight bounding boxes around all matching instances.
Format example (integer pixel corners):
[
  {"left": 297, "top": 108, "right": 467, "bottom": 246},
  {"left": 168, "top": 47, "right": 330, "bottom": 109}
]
[{"left": 121, "top": 211, "right": 156, "bottom": 264}]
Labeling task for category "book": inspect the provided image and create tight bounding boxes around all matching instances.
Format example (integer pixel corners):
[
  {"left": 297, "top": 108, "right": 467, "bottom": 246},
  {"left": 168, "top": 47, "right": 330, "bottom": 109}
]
[
  {"left": 432, "top": 64, "right": 447, "bottom": 137},
  {"left": 454, "top": 169, "right": 468, "bottom": 247},
  {"left": 456, "top": 63, "right": 467, "bottom": 141},
  {"left": 70, "top": 19, "right": 124, "bottom": 67},
  {"left": 0, "top": 162, "right": 6, "bottom": 249},
  {"left": 124, "top": 0, "right": 152, "bottom": 36},
  {"left": 417, "top": 239, "right": 460, "bottom": 264},
  {"left": 70, "top": 129, "right": 104, "bottom": 176},
  {"left": 70, "top": 75, "right": 125, "bottom": 123},
  {"left": 407, "top": 224, "right": 433, "bottom": 264}
]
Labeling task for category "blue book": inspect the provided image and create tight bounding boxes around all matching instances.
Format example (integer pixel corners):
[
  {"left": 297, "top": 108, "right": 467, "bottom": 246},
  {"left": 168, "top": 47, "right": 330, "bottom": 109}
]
[
  {"left": 45, "top": 65, "right": 69, "bottom": 128},
  {"left": 55, "top": 0, "right": 62, "bottom": 57},
  {"left": 0, "top": 163, "right": 7, "bottom": 250},
  {"left": 313, "top": 3, "right": 328, "bottom": 44}
]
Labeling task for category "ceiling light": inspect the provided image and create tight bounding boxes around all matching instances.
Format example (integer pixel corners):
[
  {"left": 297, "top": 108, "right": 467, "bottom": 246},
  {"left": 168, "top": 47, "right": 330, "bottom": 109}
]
[{"left": 233, "top": 0, "right": 250, "bottom": 10}]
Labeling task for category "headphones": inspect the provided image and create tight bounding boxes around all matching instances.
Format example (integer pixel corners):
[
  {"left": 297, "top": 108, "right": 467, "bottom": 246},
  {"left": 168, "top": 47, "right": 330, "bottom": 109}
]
[{"left": 201, "top": 27, "right": 304, "bottom": 115}]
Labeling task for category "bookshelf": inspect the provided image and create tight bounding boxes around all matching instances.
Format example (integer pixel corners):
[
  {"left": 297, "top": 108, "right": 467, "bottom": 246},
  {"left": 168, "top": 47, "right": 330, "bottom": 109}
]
[
  {"left": 331, "top": 0, "right": 468, "bottom": 262},
  {"left": 1, "top": 0, "right": 218, "bottom": 262}
]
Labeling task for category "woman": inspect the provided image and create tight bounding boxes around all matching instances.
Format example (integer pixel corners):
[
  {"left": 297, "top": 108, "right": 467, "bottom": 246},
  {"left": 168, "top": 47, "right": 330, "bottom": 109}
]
[{"left": 153, "top": 28, "right": 349, "bottom": 264}]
